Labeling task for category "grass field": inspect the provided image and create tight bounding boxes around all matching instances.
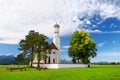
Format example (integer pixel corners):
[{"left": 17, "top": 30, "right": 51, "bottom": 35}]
[{"left": 0, "top": 65, "right": 120, "bottom": 80}]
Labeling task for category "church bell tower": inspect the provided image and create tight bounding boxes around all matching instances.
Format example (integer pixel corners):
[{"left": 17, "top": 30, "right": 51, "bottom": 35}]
[{"left": 53, "top": 23, "right": 60, "bottom": 63}]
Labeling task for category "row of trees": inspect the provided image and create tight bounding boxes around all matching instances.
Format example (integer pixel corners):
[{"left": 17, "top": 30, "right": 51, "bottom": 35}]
[
  {"left": 17, "top": 30, "right": 50, "bottom": 67},
  {"left": 17, "top": 30, "right": 97, "bottom": 66},
  {"left": 92, "top": 62, "right": 120, "bottom": 65}
]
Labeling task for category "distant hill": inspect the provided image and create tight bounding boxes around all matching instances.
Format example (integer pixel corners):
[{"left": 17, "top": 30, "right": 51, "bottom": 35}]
[{"left": 0, "top": 55, "right": 16, "bottom": 64}]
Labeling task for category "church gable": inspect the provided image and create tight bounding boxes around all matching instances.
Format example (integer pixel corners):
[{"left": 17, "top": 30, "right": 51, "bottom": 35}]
[{"left": 49, "top": 42, "right": 58, "bottom": 50}]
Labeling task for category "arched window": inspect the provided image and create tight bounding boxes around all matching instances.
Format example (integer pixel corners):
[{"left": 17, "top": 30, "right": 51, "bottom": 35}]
[
  {"left": 53, "top": 58, "right": 55, "bottom": 63},
  {"left": 48, "top": 56, "right": 50, "bottom": 64}
]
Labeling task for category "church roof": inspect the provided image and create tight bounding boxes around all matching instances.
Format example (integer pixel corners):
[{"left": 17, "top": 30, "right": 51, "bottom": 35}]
[
  {"left": 49, "top": 42, "right": 58, "bottom": 50},
  {"left": 54, "top": 23, "right": 60, "bottom": 28}
]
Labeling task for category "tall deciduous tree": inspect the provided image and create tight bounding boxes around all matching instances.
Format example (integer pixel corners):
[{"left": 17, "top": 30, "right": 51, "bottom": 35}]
[{"left": 68, "top": 30, "right": 97, "bottom": 64}]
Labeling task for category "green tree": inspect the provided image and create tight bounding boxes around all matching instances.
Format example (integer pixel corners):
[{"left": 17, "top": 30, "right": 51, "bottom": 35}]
[
  {"left": 16, "top": 53, "right": 30, "bottom": 65},
  {"left": 15, "top": 53, "right": 24, "bottom": 64},
  {"left": 35, "top": 34, "right": 49, "bottom": 67},
  {"left": 19, "top": 30, "right": 40, "bottom": 67},
  {"left": 68, "top": 30, "right": 97, "bottom": 64},
  {"left": 19, "top": 30, "right": 49, "bottom": 67}
]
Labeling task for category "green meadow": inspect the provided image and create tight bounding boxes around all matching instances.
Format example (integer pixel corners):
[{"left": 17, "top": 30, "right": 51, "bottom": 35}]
[{"left": 0, "top": 65, "right": 120, "bottom": 80}]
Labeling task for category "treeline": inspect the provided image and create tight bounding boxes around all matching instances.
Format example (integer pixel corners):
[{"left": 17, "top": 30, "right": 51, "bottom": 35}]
[{"left": 91, "top": 62, "right": 120, "bottom": 65}]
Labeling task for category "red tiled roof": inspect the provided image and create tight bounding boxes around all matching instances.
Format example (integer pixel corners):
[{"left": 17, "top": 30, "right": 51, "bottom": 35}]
[{"left": 49, "top": 42, "right": 58, "bottom": 50}]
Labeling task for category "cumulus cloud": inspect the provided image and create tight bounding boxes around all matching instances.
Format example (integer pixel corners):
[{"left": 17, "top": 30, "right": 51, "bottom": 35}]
[{"left": 0, "top": 0, "right": 120, "bottom": 44}]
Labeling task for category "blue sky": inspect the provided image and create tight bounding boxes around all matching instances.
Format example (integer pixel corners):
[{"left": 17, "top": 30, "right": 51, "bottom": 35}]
[
  {"left": 0, "top": 0, "right": 120, "bottom": 62},
  {"left": 60, "top": 17, "right": 120, "bottom": 62},
  {"left": 60, "top": 34, "right": 120, "bottom": 62}
]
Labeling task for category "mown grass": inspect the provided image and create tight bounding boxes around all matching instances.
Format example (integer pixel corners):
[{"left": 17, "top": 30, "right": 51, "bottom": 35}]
[{"left": 0, "top": 65, "right": 120, "bottom": 80}]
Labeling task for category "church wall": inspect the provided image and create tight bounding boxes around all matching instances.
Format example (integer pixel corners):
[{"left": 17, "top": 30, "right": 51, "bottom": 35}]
[
  {"left": 47, "top": 49, "right": 59, "bottom": 63},
  {"left": 32, "top": 49, "right": 59, "bottom": 64},
  {"left": 33, "top": 54, "right": 37, "bottom": 63},
  {"left": 32, "top": 63, "right": 88, "bottom": 68}
]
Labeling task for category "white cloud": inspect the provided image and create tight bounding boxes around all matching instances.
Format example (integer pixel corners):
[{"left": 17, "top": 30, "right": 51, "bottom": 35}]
[
  {"left": 90, "top": 30, "right": 120, "bottom": 34},
  {"left": 79, "top": 29, "right": 102, "bottom": 33},
  {"left": 62, "top": 46, "right": 70, "bottom": 49},
  {"left": 0, "top": 0, "right": 120, "bottom": 44},
  {"left": 86, "top": 20, "right": 91, "bottom": 25},
  {"left": 97, "top": 41, "right": 106, "bottom": 47}
]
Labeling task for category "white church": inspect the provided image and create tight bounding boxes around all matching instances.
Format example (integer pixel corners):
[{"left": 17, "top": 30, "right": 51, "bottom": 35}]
[
  {"left": 32, "top": 23, "right": 88, "bottom": 68},
  {"left": 33, "top": 23, "right": 60, "bottom": 64}
]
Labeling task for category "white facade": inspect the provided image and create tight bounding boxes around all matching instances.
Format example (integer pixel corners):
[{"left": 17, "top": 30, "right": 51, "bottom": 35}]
[{"left": 46, "top": 49, "right": 59, "bottom": 64}]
